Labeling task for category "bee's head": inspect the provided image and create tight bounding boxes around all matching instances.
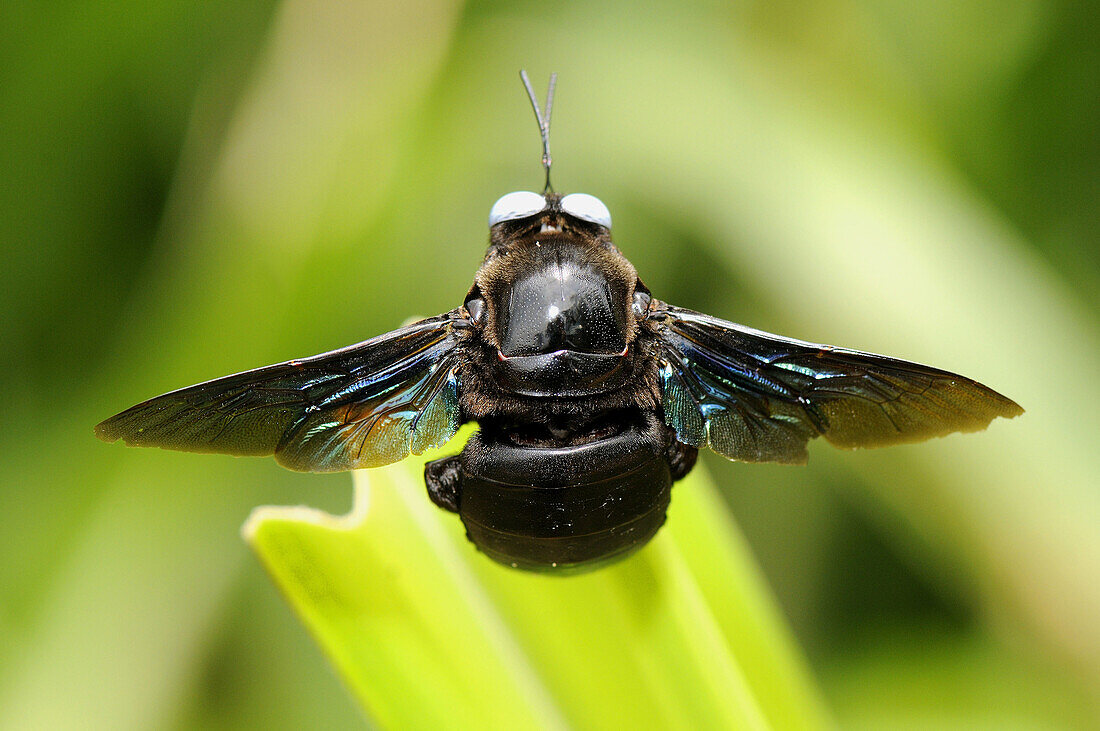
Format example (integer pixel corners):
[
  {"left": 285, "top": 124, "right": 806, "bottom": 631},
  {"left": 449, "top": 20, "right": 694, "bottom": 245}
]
[{"left": 488, "top": 190, "right": 612, "bottom": 232}]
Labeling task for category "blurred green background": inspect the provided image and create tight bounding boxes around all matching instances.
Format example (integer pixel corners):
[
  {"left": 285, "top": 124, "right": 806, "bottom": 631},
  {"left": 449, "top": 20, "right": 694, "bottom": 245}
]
[{"left": 2, "top": 0, "right": 1099, "bottom": 728}]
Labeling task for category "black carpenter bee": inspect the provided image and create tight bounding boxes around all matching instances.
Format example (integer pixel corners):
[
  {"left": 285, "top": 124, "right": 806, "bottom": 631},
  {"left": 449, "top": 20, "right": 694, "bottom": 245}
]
[{"left": 97, "top": 72, "right": 1022, "bottom": 573}]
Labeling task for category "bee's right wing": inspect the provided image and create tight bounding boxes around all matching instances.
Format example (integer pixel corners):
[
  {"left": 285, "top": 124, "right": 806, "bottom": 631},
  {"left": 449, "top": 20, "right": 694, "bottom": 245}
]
[
  {"left": 95, "top": 312, "right": 465, "bottom": 472},
  {"left": 650, "top": 304, "right": 1022, "bottom": 465}
]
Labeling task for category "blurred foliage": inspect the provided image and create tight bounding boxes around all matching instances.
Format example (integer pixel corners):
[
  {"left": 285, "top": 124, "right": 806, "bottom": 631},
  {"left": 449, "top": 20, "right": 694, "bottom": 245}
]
[{"left": 1, "top": 0, "right": 1098, "bottom": 728}]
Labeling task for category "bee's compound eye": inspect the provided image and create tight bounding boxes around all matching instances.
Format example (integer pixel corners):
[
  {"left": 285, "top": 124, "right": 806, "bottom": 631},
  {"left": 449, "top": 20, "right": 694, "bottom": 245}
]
[
  {"left": 632, "top": 290, "right": 651, "bottom": 318},
  {"left": 560, "top": 193, "right": 611, "bottom": 229},
  {"left": 489, "top": 191, "right": 546, "bottom": 226},
  {"left": 465, "top": 296, "right": 486, "bottom": 325}
]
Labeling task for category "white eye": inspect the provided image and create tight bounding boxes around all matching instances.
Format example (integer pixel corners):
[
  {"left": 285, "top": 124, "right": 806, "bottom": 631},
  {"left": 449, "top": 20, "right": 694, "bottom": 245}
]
[
  {"left": 560, "top": 193, "right": 611, "bottom": 228},
  {"left": 489, "top": 191, "right": 546, "bottom": 226}
]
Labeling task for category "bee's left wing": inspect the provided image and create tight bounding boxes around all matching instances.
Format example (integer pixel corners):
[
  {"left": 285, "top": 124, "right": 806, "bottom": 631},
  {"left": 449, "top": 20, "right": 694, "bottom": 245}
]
[
  {"left": 96, "top": 312, "right": 465, "bottom": 472},
  {"left": 650, "top": 304, "right": 1022, "bottom": 465}
]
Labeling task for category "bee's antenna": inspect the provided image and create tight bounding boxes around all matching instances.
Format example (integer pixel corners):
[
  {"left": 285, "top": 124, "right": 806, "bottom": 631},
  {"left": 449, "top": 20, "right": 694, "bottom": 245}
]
[{"left": 519, "top": 70, "right": 557, "bottom": 194}]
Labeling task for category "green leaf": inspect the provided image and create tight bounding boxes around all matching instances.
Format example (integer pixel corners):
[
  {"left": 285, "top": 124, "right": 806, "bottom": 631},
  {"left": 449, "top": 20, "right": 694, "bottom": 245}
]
[{"left": 245, "top": 430, "right": 830, "bottom": 729}]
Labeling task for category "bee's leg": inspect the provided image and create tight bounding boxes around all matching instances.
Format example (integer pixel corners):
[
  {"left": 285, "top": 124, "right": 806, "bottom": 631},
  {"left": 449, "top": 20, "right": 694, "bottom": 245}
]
[
  {"left": 424, "top": 455, "right": 462, "bottom": 512},
  {"left": 666, "top": 439, "right": 698, "bottom": 482}
]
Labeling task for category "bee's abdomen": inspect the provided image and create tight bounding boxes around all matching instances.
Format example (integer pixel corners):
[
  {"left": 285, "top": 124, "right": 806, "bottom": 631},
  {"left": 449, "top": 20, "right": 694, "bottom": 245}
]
[{"left": 455, "top": 422, "right": 672, "bottom": 573}]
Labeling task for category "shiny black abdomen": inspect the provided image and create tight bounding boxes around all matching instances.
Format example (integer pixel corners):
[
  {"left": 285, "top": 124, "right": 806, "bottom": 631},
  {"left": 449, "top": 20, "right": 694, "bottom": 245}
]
[{"left": 455, "top": 424, "right": 672, "bottom": 573}]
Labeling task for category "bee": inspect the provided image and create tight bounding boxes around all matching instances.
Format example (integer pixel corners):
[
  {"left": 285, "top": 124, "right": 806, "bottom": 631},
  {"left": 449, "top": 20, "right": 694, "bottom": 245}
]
[{"left": 97, "top": 72, "right": 1022, "bottom": 573}]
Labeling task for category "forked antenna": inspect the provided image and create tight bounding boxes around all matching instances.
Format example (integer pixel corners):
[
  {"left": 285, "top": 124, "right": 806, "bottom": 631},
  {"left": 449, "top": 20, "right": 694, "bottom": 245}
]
[{"left": 519, "top": 69, "right": 557, "bottom": 194}]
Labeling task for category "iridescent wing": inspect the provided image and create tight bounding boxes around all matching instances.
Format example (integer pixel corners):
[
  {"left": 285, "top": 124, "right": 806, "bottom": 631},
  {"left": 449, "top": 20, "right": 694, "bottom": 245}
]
[
  {"left": 96, "top": 312, "right": 465, "bottom": 472},
  {"left": 651, "top": 304, "right": 1022, "bottom": 464}
]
